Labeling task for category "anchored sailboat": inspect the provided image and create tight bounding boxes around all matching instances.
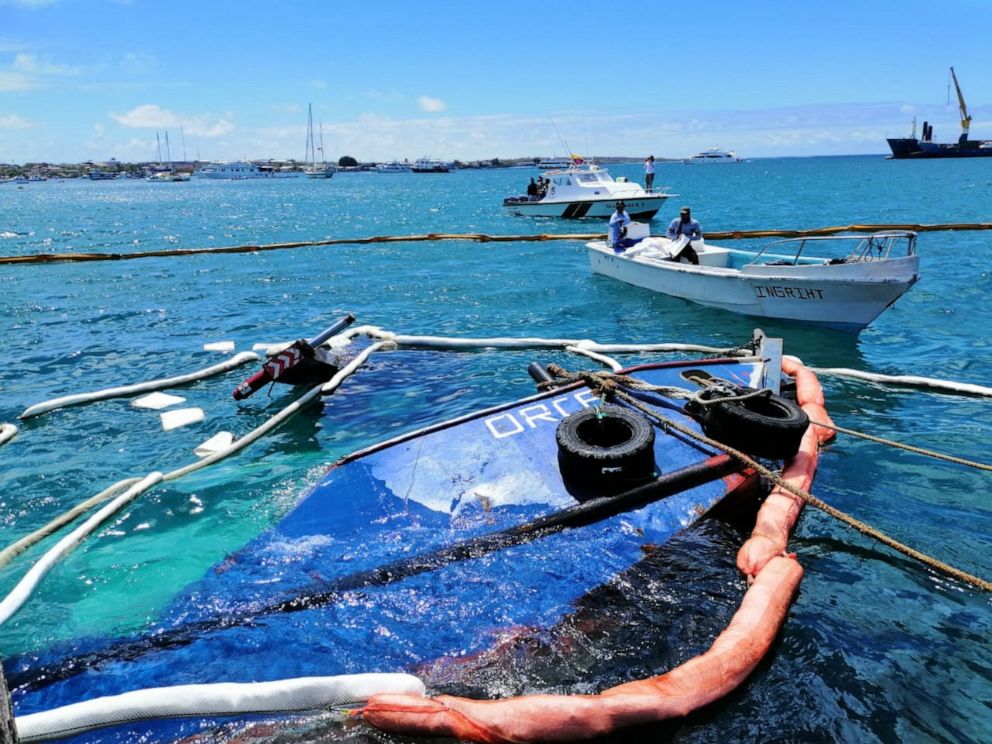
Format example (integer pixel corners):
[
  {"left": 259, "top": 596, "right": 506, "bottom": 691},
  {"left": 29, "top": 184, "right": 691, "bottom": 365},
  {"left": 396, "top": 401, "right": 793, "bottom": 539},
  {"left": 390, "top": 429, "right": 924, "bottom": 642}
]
[
  {"left": 304, "top": 104, "right": 334, "bottom": 178},
  {"left": 147, "top": 132, "right": 191, "bottom": 182}
]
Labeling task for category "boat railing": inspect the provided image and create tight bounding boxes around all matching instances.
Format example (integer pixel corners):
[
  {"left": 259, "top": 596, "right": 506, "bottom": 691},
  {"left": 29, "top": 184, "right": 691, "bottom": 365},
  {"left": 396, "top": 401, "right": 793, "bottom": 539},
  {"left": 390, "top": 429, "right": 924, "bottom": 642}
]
[{"left": 747, "top": 231, "right": 918, "bottom": 266}]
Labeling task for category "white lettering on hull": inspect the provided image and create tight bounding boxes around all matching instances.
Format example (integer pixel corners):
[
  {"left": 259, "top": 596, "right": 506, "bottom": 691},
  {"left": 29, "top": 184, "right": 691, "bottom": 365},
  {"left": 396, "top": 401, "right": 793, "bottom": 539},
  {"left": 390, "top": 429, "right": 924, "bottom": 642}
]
[{"left": 484, "top": 390, "right": 599, "bottom": 439}]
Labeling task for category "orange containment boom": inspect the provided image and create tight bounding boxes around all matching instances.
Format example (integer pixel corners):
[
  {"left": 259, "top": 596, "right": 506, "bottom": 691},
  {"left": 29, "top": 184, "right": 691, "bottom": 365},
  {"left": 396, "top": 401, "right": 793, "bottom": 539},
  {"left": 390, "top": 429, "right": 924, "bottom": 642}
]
[{"left": 362, "top": 362, "right": 832, "bottom": 742}]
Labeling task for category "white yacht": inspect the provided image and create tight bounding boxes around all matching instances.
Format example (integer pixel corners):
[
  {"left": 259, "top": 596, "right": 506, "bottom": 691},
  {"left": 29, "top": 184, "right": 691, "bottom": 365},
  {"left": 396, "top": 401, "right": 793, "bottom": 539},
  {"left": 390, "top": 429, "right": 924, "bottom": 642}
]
[
  {"left": 199, "top": 162, "right": 300, "bottom": 179},
  {"left": 411, "top": 158, "right": 450, "bottom": 173},
  {"left": 683, "top": 148, "right": 744, "bottom": 164},
  {"left": 503, "top": 162, "right": 672, "bottom": 220},
  {"left": 536, "top": 157, "right": 573, "bottom": 170}
]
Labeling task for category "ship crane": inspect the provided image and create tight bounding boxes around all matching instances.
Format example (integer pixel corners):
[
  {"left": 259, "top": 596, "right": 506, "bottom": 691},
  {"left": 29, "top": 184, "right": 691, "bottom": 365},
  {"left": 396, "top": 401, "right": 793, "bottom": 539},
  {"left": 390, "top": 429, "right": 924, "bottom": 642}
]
[{"left": 950, "top": 66, "right": 972, "bottom": 141}]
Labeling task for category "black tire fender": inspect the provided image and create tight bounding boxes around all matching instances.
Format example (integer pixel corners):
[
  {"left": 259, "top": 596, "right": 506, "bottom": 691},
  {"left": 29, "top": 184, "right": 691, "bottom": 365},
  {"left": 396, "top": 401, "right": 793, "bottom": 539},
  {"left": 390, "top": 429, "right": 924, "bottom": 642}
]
[
  {"left": 556, "top": 405, "right": 656, "bottom": 499},
  {"left": 689, "top": 387, "right": 808, "bottom": 459}
]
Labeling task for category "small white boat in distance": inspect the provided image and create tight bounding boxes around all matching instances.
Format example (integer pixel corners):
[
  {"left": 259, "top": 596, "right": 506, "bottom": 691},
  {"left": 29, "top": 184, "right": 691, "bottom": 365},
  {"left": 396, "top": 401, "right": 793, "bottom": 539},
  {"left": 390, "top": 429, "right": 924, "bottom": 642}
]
[
  {"left": 586, "top": 228, "right": 919, "bottom": 332},
  {"left": 503, "top": 162, "right": 673, "bottom": 220},
  {"left": 684, "top": 148, "right": 744, "bottom": 163},
  {"left": 536, "top": 157, "right": 573, "bottom": 169},
  {"left": 199, "top": 162, "right": 300, "bottom": 179},
  {"left": 147, "top": 170, "right": 191, "bottom": 182},
  {"left": 374, "top": 160, "right": 413, "bottom": 173}
]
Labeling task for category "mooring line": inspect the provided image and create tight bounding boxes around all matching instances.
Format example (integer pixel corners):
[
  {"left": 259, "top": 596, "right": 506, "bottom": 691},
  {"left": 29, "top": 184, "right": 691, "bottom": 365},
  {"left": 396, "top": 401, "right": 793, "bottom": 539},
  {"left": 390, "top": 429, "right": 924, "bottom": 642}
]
[
  {"left": 551, "top": 367, "right": 992, "bottom": 592},
  {"left": 809, "top": 419, "right": 992, "bottom": 471}
]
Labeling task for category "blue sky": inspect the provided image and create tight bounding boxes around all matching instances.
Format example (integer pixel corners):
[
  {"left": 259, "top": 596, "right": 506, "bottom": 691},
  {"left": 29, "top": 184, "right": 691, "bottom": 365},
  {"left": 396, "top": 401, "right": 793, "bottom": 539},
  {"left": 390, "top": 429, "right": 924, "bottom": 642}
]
[{"left": 2, "top": 0, "right": 991, "bottom": 163}]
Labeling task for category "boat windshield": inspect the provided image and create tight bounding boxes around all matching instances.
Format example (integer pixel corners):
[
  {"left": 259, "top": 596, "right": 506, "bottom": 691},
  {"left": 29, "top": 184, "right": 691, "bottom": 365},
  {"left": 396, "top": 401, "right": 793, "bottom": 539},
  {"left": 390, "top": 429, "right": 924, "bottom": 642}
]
[
  {"left": 747, "top": 232, "right": 917, "bottom": 266},
  {"left": 575, "top": 171, "right": 609, "bottom": 184}
]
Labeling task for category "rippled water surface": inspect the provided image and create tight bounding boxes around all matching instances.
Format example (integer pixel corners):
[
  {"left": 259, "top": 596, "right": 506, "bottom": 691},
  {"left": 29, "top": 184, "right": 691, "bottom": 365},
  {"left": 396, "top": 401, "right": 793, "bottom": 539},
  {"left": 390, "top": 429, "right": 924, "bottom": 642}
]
[{"left": 1, "top": 157, "right": 991, "bottom": 742}]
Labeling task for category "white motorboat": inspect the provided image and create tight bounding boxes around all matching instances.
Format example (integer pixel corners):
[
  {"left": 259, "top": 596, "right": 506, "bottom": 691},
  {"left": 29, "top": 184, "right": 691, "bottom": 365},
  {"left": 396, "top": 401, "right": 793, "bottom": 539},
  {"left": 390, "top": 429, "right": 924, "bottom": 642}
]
[
  {"left": 199, "top": 161, "right": 300, "bottom": 179},
  {"left": 503, "top": 162, "right": 672, "bottom": 220},
  {"left": 586, "top": 228, "right": 919, "bottom": 333},
  {"left": 683, "top": 148, "right": 744, "bottom": 164}
]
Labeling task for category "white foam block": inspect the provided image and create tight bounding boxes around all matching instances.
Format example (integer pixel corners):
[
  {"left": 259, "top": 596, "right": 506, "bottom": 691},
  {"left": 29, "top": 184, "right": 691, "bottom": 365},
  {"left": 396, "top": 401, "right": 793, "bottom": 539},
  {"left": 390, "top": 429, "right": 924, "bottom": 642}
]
[
  {"left": 203, "top": 341, "right": 236, "bottom": 353},
  {"left": 194, "top": 431, "right": 234, "bottom": 456},
  {"left": 161, "top": 407, "right": 205, "bottom": 431},
  {"left": 132, "top": 392, "right": 187, "bottom": 410}
]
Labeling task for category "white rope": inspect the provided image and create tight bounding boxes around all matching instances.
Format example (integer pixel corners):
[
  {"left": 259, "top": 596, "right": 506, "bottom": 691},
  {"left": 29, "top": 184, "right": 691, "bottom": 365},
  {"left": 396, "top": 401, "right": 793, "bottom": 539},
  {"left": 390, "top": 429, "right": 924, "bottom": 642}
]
[
  {"left": 15, "top": 673, "right": 425, "bottom": 742},
  {"left": 808, "top": 366, "right": 992, "bottom": 398},
  {"left": 565, "top": 345, "right": 623, "bottom": 371},
  {"left": 783, "top": 355, "right": 992, "bottom": 398},
  {"left": 0, "top": 423, "right": 16, "bottom": 447},
  {"left": 0, "top": 472, "right": 163, "bottom": 627},
  {"left": 19, "top": 352, "right": 261, "bottom": 419},
  {"left": 355, "top": 326, "right": 746, "bottom": 357}
]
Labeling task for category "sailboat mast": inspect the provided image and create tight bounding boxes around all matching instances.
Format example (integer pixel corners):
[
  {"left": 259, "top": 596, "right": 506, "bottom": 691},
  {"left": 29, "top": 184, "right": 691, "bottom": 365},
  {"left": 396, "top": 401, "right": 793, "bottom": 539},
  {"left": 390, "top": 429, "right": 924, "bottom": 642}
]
[
  {"left": 305, "top": 104, "right": 316, "bottom": 164},
  {"left": 319, "top": 122, "right": 325, "bottom": 165},
  {"left": 156, "top": 132, "right": 162, "bottom": 164}
]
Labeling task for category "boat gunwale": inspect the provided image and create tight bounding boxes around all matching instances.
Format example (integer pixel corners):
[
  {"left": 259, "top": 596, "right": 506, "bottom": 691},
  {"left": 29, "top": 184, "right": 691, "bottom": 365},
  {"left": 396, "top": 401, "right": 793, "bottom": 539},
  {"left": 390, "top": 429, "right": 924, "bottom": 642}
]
[{"left": 587, "top": 241, "right": 920, "bottom": 283}]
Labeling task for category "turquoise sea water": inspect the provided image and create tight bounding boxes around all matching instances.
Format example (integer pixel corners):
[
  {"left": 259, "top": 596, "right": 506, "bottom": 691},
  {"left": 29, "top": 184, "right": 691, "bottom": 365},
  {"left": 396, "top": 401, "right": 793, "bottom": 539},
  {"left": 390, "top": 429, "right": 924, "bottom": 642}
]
[{"left": 1, "top": 156, "right": 991, "bottom": 742}]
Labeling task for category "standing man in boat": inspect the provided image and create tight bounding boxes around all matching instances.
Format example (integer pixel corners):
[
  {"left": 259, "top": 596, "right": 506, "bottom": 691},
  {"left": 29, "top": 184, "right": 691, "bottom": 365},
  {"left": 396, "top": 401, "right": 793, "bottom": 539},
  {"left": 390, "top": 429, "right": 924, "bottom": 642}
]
[
  {"left": 608, "top": 201, "right": 631, "bottom": 250},
  {"left": 644, "top": 155, "right": 655, "bottom": 192},
  {"left": 666, "top": 206, "right": 702, "bottom": 264}
]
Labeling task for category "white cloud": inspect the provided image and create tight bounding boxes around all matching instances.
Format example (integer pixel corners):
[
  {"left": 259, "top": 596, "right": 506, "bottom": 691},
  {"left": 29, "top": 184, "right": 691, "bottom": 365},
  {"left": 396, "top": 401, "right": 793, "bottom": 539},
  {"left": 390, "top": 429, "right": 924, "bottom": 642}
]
[
  {"left": 109, "top": 104, "right": 234, "bottom": 137},
  {"left": 0, "top": 70, "right": 37, "bottom": 91},
  {"left": 418, "top": 95, "right": 446, "bottom": 113},
  {"left": 0, "top": 113, "right": 33, "bottom": 128},
  {"left": 12, "top": 53, "right": 82, "bottom": 76}
]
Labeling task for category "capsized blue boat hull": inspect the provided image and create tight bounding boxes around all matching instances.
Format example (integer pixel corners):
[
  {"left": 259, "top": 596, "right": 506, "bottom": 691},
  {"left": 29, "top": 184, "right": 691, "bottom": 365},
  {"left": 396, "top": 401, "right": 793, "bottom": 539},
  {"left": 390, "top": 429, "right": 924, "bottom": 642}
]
[{"left": 10, "top": 358, "right": 771, "bottom": 741}]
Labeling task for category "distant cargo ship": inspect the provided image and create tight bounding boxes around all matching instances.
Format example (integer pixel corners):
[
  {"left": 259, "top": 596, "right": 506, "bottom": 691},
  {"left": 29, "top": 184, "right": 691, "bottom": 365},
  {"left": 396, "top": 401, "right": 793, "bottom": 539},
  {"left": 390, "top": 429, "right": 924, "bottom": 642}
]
[{"left": 887, "top": 67, "right": 992, "bottom": 159}]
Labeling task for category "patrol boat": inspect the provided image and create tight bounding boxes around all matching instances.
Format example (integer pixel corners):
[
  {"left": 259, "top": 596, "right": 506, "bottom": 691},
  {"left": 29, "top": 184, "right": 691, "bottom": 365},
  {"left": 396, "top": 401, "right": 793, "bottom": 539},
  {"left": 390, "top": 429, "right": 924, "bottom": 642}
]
[{"left": 503, "top": 161, "right": 672, "bottom": 219}]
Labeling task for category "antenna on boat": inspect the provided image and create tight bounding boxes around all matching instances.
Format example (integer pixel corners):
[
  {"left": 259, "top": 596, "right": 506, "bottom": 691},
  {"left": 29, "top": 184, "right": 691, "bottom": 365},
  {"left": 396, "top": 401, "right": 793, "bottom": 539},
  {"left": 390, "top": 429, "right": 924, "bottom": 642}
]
[{"left": 549, "top": 118, "right": 572, "bottom": 162}]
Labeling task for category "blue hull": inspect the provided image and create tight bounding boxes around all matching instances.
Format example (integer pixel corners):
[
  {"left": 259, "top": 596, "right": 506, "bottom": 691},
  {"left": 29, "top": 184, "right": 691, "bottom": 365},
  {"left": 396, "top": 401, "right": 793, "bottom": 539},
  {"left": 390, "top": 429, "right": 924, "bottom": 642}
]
[{"left": 10, "top": 359, "right": 767, "bottom": 742}]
